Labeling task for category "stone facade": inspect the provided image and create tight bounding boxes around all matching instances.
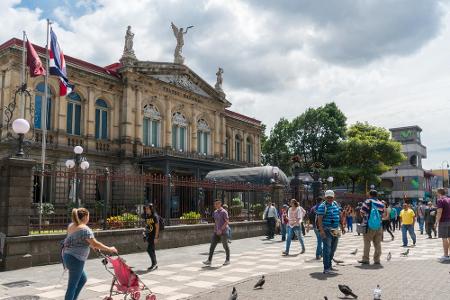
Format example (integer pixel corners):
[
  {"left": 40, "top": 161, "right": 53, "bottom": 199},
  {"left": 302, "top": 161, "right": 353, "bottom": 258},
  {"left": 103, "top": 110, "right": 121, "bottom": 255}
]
[{"left": 0, "top": 38, "right": 262, "bottom": 208}]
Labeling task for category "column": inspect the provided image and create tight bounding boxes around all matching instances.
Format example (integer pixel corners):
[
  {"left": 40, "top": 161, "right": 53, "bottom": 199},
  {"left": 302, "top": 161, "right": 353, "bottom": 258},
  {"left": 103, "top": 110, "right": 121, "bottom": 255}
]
[
  {"left": 165, "top": 98, "right": 172, "bottom": 148},
  {"left": 191, "top": 104, "right": 197, "bottom": 152},
  {"left": 221, "top": 115, "right": 226, "bottom": 156},
  {"left": 214, "top": 112, "right": 220, "bottom": 155},
  {"left": 0, "top": 157, "right": 35, "bottom": 270},
  {"left": 135, "top": 88, "right": 143, "bottom": 144}
]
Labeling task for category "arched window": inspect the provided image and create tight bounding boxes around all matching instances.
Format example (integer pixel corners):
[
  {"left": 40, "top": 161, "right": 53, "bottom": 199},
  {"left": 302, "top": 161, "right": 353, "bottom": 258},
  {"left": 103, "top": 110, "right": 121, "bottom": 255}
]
[
  {"left": 95, "top": 99, "right": 108, "bottom": 139},
  {"left": 143, "top": 104, "right": 161, "bottom": 147},
  {"left": 66, "top": 92, "right": 82, "bottom": 135},
  {"left": 172, "top": 112, "right": 187, "bottom": 151},
  {"left": 34, "top": 83, "right": 53, "bottom": 130},
  {"left": 197, "top": 119, "right": 210, "bottom": 155},
  {"left": 235, "top": 135, "right": 242, "bottom": 161},
  {"left": 246, "top": 137, "right": 253, "bottom": 163}
]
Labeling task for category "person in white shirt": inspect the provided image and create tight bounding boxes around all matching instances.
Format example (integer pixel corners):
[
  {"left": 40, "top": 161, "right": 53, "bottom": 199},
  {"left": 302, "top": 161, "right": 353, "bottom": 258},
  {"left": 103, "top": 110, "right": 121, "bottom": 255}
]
[
  {"left": 263, "top": 202, "right": 279, "bottom": 239},
  {"left": 282, "top": 199, "right": 306, "bottom": 255}
]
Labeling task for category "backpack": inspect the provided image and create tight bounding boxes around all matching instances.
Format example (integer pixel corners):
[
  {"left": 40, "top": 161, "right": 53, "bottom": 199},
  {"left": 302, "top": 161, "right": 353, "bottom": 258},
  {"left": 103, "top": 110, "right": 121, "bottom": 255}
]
[
  {"left": 158, "top": 214, "right": 165, "bottom": 231},
  {"left": 368, "top": 200, "right": 382, "bottom": 230},
  {"left": 389, "top": 208, "right": 397, "bottom": 219}
]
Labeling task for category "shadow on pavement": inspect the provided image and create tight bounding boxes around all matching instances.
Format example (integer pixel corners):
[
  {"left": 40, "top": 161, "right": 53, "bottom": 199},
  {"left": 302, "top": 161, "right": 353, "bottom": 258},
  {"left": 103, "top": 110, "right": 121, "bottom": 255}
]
[
  {"left": 309, "top": 272, "right": 339, "bottom": 280},
  {"left": 354, "top": 264, "right": 384, "bottom": 270},
  {"left": 201, "top": 266, "right": 222, "bottom": 271},
  {"left": 199, "top": 250, "right": 225, "bottom": 255}
]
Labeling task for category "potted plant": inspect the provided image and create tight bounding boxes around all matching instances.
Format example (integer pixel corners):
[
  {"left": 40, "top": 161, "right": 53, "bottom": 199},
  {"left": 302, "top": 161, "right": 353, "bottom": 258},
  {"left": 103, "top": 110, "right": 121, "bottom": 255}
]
[
  {"left": 38, "top": 203, "right": 55, "bottom": 226},
  {"left": 180, "top": 211, "right": 201, "bottom": 224},
  {"left": 230, "top": 197, "right": 244, "bottom": 217}
]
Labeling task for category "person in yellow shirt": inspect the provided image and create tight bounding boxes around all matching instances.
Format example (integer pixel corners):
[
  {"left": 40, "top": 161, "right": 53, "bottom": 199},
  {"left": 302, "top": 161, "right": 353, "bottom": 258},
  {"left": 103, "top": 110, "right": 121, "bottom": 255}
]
[{"left": 400, "top": 203, "right": 416, "bottom": 247}]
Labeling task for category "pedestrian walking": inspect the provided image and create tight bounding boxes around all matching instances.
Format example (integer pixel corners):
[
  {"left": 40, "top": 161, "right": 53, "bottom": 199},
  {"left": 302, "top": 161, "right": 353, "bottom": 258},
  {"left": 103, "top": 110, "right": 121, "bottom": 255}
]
[
  {"left": 400, "top": 203, "right": 416, "bottom": 247},
  {"left": 381, "top": 200, "right": 394, "bottom": 241},
  {"left": 143, "top": 204, "right": 160, "bottom": 271},
  {"left": 395, "top": 204, "right": 402, "bottom": 230},
  {"left": 355, "top": 202, "right": 363, "bottom": 236},
  {"left": 280, "top": 204, "right": 289, "bottom": 242},
  {"left": 435, "top": 188, "right": 450, "bottom": 262},
  {"left": 316, "top": 190, "right": 345, "bottom": 274},
  {"left": 417, "top": 201, "right": 426, "bottom": 235},
  {"left": 345, "top": 205, "right": 354, "bottom": 233},
  {"left": 282, "top": 199, "right": 306, "bottom": 256},
  {"left": 309, "top": 199, "right": 323, "bottom": 260},
  {"left": 389, "top": 204, "right": 398, "bottom": 232},
  {"left": 424, "top": 201, "right": 437, "bottom": 239},
  {"left": 203, "top": 200, "right": 230, "bottom": 266},
  {"left": 358, "top": 190, "right": 385, "bottom": 265},
  {"left": 263, "top": 202, "right": 278, "bottom": 239},
  {"left": 62, "top": 208, "right": 117, "bottom": 300}
]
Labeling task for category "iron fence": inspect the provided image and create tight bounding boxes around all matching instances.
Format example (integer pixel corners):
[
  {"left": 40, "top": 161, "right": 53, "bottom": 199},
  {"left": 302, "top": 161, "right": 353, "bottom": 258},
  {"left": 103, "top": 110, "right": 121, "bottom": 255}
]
[{"left": 30, "top": 166, "right": 273, "bottom": 234}]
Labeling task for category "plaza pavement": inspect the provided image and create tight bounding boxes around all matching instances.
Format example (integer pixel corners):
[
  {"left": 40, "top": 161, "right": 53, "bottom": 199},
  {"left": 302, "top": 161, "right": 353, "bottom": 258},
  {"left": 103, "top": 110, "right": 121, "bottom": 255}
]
[{"left": 0, "top": 226, "right": 448, "bottom": 300}]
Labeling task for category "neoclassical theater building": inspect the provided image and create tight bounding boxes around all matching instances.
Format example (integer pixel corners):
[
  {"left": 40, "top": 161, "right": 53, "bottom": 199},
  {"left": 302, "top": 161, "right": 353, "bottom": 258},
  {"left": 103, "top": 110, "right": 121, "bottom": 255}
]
[{"left": 0, "top": 28, "right": 262, "bottom": 209}]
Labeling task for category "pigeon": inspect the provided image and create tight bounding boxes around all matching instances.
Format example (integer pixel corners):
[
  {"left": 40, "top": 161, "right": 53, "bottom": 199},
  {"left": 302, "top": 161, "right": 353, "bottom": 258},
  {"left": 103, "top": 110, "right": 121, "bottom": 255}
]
[
  {"left": 338, "top": 284, "right": 358, "bottom": 299},
  {"left": 254, "top": 275, "right": 265, "bottom": 289},
  {"left": 350, "top": 248, "right": 358, "bottom": 255},
  {"left": 387, "top": 252, "right": 392, "bottom": 261},
  {"left": 401, "top": 249, "right": 410, "bottom": 256},
  {"left": 229, "top": 287, "right": 238, "bottom": 300}
]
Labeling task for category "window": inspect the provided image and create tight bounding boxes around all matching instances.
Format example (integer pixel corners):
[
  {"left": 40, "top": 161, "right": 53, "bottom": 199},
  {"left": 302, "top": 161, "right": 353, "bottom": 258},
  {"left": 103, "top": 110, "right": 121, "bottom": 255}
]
[
  {"left": 95, "top": 99, "right": 108, "bottom": 140},
  {"left": 143, "top": 104, "right": 161, "bottom": 146},
  {"left": 34, "top": 83, "right": 52, "bottom": 130},
  {"left": 235, "top": 135, "right": 242, "bottom": 161},
  {"left": 246, "top": 137, "right": 253, "bottom": 163},
  {"left": 197, "top": 119, "right": 210, "bottom": 155},
  {"left": 66, "top": 92, "right": 82, "bottom": 135},
  {"left": 172, "top": 112, "right": 187, "bottom": 151}
]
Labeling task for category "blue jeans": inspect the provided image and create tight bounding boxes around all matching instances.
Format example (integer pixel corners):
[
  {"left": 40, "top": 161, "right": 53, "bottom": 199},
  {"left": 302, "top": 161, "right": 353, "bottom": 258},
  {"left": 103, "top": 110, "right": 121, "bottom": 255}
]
[
  {"left": 313, "top": 227, "right": 323, "bottom": 258},
  {"left": 281, "top": 223, "right": 287, "bottom": 241},
  {"left": 418, "top": 217, "right": 424, "bottom": 234},
  {"left": 401, "top": 224, "right": 417, "bottom": 246},
  {"left": 226, "top": 226, "right": 232, "bottom": 240},
  {"left": 285, "top": 226, "right": 305, "bottom": 254},
  {"left": 346, "top": 216, "right": 353, "bottom": 232},
  {"left": 322, "top": 228, "right": 339, "bottom": 271},
  {"left": 63, "top": 253, "right": 87, "bottom": 300}
]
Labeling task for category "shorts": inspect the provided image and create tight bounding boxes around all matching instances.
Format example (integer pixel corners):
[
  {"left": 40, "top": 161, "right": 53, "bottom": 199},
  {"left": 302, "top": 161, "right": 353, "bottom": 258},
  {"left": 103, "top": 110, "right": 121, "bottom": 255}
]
[{"left": 438, "top": 222, "right": 450, "bottom": 238}]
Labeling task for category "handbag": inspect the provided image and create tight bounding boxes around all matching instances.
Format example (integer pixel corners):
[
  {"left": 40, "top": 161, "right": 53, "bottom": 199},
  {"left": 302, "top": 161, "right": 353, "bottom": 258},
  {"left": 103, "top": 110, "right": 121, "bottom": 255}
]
[{"left": 330, "top": 228, "right": 342, "bottom": 237}]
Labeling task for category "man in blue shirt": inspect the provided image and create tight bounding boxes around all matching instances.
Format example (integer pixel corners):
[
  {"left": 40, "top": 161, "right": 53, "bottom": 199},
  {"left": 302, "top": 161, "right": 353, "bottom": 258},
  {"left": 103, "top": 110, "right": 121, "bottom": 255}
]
[{"left": 316, "top": 190, "right": 345, "bottom": 275}]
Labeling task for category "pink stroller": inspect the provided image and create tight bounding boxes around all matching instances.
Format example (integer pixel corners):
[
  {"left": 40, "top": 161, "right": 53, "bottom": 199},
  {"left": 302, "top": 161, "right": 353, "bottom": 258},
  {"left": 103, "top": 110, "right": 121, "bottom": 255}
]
[{"left": 98, "top": 251, "right": 156, "bottom": 300}]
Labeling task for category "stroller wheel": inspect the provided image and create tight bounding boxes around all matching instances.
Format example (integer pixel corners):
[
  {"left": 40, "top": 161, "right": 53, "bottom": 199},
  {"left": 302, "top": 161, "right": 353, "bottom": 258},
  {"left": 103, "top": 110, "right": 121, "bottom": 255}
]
[
  {"left": 132, "top": 291, "right": 141, "bottom": 300},
  {"left": 146, "top": 294, "right": 156, "bottom": 300}
]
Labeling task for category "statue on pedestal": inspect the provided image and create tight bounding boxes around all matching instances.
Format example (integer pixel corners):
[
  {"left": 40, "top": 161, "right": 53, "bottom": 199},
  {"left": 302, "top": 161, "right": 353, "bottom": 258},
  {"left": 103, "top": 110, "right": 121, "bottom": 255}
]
[
  {"left": 171, "top": 22, "right": 193, "bottom": 64},
  {"left": 215, "top": 67, "right": 224, "bottom": 91},
  {"left": 120, "top": 26, "right": 137, "bottom": 65}
]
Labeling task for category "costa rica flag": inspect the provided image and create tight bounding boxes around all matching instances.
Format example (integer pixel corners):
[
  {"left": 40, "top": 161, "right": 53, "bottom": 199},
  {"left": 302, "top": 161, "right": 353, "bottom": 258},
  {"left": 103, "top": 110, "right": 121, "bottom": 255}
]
[{"left": 49, "top": 28, "right": 74, "bottom": 96}]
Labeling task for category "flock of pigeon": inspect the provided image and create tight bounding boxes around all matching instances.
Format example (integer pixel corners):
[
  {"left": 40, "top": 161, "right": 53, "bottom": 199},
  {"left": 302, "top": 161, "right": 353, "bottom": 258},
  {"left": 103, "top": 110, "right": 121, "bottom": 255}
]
[{"left": 226, "top": 247, "right": 412, "bottom": 299}]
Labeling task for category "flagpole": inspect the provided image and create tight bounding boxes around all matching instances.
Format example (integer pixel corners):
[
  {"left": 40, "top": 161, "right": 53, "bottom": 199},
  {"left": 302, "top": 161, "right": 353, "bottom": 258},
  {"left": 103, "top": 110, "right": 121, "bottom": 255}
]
[
  {"left": 39, "top": 19, "right": 51, "bottom": 233},
  {"left": 20, "top": 31, "right": 26, "bottom": 118}
]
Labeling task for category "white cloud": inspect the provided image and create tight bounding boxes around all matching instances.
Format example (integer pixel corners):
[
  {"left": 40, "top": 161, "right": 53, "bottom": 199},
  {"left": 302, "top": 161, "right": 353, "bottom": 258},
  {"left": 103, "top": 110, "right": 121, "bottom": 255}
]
[{"left": 2, "top": 0, "right": 449, "bottom": 169}]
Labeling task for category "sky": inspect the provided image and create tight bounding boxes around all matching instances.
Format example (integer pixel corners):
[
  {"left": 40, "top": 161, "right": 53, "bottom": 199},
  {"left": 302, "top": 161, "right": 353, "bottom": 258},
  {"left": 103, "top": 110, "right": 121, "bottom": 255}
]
[{"left": 2, "top": 0, "right": 450, "bottom": 170}]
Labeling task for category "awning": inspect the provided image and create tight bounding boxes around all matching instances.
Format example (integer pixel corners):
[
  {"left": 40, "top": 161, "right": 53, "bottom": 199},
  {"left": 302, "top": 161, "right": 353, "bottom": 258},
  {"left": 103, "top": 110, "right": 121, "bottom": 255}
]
[{"left": 205, "top": 166, "right": 289, "bottom": 185}]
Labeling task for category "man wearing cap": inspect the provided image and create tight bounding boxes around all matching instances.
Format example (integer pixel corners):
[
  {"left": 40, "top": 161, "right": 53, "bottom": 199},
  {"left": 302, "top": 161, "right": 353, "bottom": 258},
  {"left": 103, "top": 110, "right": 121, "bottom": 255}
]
[{"left": 316, "top": 190, "right": 345, "bottom": 275}]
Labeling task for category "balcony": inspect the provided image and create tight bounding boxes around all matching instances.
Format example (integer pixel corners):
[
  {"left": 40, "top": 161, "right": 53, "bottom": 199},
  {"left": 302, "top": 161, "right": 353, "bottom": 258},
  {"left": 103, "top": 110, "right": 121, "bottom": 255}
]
[{"left": 142, "top": 146, "right": 258, "bottom": 167}]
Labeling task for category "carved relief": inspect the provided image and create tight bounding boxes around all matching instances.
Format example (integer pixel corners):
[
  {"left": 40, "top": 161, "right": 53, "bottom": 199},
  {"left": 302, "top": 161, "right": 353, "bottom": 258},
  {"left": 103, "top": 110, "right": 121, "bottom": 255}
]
[
  {"left": 143, "top": 104, "right": 161, "bottom": 120},
  {"left": 172, "top": 112, "right": 187, "bottom": 127}
]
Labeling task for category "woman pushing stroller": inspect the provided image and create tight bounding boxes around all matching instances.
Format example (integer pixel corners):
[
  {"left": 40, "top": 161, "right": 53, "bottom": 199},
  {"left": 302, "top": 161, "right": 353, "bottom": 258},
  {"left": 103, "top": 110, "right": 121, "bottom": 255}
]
[{"left": 62, "top": 208, "right": 118, "bottom": 300}]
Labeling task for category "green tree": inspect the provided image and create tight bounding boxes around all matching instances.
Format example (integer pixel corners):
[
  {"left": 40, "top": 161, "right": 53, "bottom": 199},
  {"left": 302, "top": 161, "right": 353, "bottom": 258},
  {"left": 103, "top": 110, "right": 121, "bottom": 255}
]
[
  {"left": 290, "top": 102, "right": 347, "bottom": 170},
  {"left": 261, "top": 118, "right": 292, "bottom": 175},
  {"left": 335, "top": 122, "right": 406, "bottom": 192}
]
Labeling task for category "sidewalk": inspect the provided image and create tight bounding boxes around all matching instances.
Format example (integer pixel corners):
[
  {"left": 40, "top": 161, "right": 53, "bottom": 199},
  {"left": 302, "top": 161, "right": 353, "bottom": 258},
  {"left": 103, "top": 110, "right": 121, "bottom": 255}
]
[{"left": 0, "top": 226, "right": 446, "bottom": 299}]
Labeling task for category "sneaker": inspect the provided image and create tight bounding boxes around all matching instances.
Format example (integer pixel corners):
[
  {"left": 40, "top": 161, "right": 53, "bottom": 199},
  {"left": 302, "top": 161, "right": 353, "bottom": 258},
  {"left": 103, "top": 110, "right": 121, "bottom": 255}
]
[
  {"left": 147, "top": 265, "right": 158, "bottom": 271},
  {"left": 202, "top": 260, "right": 211, "bottom": 266},
  {"left": 439, "top": 256, "right": 450, "bottom": 262},
  {"left": 300, "top": 249, "right": 305, "bottom": 254},
  {"left": 323, "top": 269, "right": 337, "bottom": 275},
  {"left": 223, "top": 260, "right": 230, "bottom": 266},
  {"left": 282, "top": 251, "right": 289, "bottom": 256},
  {"left": 358, "top": 260, "right": 370, "bottom": 265},
  {"left": 315, "top": 255, "right": 321, "bottom": 260}
]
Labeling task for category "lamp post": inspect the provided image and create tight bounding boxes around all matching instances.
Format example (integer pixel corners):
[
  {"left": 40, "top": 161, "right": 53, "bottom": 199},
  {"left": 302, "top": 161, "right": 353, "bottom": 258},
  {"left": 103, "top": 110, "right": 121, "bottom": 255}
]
[
  {"left": 441, "top": 160, "right": 450, "bottom": 188},
  {"left": 12, "top": 118, "right": 30, "bottom": 156},
  {"left": 247, "top": 181, "right": 251, "bottom": 221},
  {"left": 327, "top": 176, "right": 334, "bottom": 189},
  {"left": 65, "top": 146, "right": 89, "bottom": 207},
  {"left": 213, "top": 178, "right": 217, "bottom": 199}
]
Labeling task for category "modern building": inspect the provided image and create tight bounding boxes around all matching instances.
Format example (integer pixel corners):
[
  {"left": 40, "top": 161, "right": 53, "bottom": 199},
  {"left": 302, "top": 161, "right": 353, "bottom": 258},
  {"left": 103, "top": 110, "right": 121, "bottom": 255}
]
[
  {"left": 380, "top": 126, "right": 428, "bottom": 204},
  {"left": 0, "top": 29, "right": 262, "bottom": 212}
]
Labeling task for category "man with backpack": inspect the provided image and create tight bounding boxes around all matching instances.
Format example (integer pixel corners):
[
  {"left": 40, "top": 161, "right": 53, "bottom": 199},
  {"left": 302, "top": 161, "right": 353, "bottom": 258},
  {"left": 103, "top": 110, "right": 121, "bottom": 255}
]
[
  {"left": 358, "top": 190, "right": 385, "bottom": 265},
  {"left": 142, "top": 203, "right": 162, "bottom": 271},
  {"left": 309, "top": 198, "right": 324, "bottom": 260}
]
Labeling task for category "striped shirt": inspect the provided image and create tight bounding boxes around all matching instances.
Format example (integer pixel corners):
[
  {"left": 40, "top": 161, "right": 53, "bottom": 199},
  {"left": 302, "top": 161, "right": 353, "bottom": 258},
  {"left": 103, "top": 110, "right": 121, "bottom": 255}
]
[
  {"left": 361, "top": 198, "right": 385, "bottom": 225},
  {"left": 316, "top": 201, "right": 342, "bottom": 229}
]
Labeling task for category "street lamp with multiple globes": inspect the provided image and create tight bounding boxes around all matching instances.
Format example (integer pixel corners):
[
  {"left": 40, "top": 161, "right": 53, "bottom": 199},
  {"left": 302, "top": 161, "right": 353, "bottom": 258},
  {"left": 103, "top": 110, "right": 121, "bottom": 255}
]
[
  {"left": 12, "top": 118, "right": 30, "bottom": 156},
  {"left": 327, "top": 176, "right": 334, "bottom": 189},
  {"left": 65, "top": 146, "right": 89, "bottom": 207}
]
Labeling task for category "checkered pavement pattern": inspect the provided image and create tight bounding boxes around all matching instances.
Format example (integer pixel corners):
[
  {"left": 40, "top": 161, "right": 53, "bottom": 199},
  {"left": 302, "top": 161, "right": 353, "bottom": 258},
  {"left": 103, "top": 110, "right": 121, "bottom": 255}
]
[{"left": 0, "top": 228, "right": 443, "bottom": 300}]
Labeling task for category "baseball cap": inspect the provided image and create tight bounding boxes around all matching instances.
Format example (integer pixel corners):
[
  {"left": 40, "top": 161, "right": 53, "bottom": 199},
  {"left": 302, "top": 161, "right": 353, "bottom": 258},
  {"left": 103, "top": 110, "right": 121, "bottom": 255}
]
[{"left": 325, "top": 190, "right": 335, "bottom": 198}]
